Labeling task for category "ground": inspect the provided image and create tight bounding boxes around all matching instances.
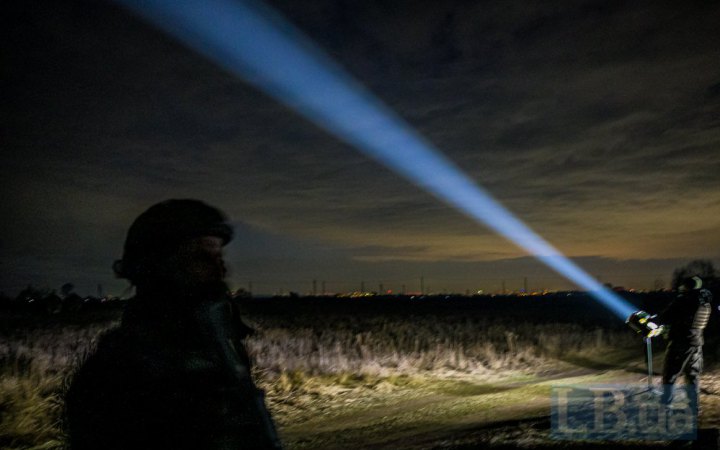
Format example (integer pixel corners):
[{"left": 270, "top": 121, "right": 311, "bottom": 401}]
[
  {"left": 2, "top": 296, "right": 719, "bottom": 449},
  {"left": 265, "top": 351, "right": 720, "bottom": 449}
]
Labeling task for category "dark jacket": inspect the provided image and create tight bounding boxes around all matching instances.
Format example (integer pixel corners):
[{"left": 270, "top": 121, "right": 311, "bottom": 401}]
[
  {"left": 657, "top": 288, "right": 713, "bottom": 346},
  {"left": 65, "top": 294, "right": 281, "bottom": 450}
]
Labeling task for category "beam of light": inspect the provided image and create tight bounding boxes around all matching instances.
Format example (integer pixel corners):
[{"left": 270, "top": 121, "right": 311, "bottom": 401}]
[{"left": 116, "top": 0, "right": 636, "bottom": 320}]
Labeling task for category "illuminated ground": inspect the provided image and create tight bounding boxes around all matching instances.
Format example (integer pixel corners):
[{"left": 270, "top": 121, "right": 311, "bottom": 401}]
[
  {"left": 2, "top": 298, "right": 718, "bottom": 449},
  {"left": 267, "top": 355, "right": 720, "bottom": 449}
]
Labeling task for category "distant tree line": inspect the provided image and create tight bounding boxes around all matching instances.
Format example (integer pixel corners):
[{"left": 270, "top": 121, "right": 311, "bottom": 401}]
[
  {"left": 1, "top": 260, "right": 716, "bottom": 316},
  {"left": 0, "top": 282, "right": 125, "bottom": 315}
]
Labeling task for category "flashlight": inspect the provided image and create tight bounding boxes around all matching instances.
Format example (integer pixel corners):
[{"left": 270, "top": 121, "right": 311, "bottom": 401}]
[{"left": 626, "top": 310, "right": 664, "bottom": 338}]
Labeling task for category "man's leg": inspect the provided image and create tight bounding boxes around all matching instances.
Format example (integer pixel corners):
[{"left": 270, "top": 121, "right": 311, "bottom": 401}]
[
  {"left": 661, "top": 341, "right": 686, "bottom": 405},
  {"left": 683, "top": 345, "right": 703, "bottom": 413}
]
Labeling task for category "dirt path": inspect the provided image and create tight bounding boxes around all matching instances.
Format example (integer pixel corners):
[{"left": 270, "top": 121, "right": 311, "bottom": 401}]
[{"left": 274, "top": 365, "right": 720, "bottom": 449}]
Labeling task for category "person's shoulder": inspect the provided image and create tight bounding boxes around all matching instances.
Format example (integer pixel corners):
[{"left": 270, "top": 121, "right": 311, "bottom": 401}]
[
  {"left": 698, "top": 288, "right": 713, "bottom": 304},
  {"left": 89, "top": 326, "right": 126, "bottom": 354},
  {"left": 68, "top": 327, "right": 130, "bottom": 388},
  {"left": 78, "top": 326, "right": 142, "bottom": 371}
]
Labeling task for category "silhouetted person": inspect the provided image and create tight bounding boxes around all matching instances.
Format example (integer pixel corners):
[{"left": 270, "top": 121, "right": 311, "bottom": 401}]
[
  {"left": 657, "top": 276, "right": 712, "bottom": 411},
  {"left": 65, "top": 199, "right": 282, "bottom": 449}
]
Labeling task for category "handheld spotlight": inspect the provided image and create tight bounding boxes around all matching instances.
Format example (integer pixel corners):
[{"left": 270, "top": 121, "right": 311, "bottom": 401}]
[
  {"left": 626, "top": 310, "right": 665, "bottom": 392},
  {"left": 626, "top": 311, "right": 665, "bottom": 338}
]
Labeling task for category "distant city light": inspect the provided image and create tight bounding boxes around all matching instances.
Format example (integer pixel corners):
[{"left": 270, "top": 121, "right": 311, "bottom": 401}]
[{"left": 116, "top": 0, "right": 636, "bottom": 320}]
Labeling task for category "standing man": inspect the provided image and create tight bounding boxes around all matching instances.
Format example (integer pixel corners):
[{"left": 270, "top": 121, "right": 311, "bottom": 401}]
[
  {"left": 66, "top": 199, "right": 282, "bottom": 449},
  {"left": 657, "top": 276, "right": 713, "bottom": 411}
]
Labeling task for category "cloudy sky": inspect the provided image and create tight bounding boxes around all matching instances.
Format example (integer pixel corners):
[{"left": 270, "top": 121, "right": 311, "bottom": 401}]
[{"left": 3, "top": 0, "right": 719, "bottom": 296}]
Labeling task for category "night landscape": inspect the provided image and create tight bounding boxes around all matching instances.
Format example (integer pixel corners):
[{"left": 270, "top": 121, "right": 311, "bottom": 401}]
[{"left": 2, "top": 0, "right": 720, "bottom": 449}]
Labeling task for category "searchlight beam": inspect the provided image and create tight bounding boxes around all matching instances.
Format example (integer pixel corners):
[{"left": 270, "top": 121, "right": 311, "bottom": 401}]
[{"left": 116, "top": 0, "right": 636, "bottom": 320}]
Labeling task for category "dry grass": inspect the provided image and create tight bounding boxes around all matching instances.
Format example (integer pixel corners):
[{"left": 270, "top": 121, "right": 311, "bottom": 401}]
[
  {"left": 0, "top": 321, "right": 116, "bottom": 450},
  {"left": 246, "top": 314, "right": 637, "bottom": 378},
  {"left": 0, "top": 310, "right": 638, "bottom": 449}
]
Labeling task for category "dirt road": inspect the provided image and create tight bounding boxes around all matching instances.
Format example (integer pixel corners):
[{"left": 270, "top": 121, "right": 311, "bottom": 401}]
[{"left": 272, "top": 361, "right": 720, "bottom": 449}]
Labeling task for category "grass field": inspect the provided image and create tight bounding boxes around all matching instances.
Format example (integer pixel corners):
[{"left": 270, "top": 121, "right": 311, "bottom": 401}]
[{"left": 1, "top": 295, "right": 717, "bottom": 449}]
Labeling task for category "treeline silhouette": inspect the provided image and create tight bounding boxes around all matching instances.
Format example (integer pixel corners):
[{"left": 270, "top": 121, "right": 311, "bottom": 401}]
[{"left": 0, "top": 284, "right": 125, "bottom": 316}]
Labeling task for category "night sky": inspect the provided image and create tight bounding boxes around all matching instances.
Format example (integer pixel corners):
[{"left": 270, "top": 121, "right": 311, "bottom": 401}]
[{"left": 3, "top": 0, "right": 719, "bottom": 296}]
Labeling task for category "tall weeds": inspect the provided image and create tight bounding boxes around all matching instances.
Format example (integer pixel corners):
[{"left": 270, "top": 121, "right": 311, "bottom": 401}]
[
  {"left": 0, "top": 321, "right": 116, "bottom": 450},
  {"left": 245, "top": 315, "right": 636, "bottom": 378},
  {"left": 0, "top": 311, "right": 636, "bottom": 448}
]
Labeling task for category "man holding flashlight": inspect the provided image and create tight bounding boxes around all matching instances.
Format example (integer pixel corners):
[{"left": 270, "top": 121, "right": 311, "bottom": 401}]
[{"left": 656, "top": 276, "right": 713, "bottom": 411}]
